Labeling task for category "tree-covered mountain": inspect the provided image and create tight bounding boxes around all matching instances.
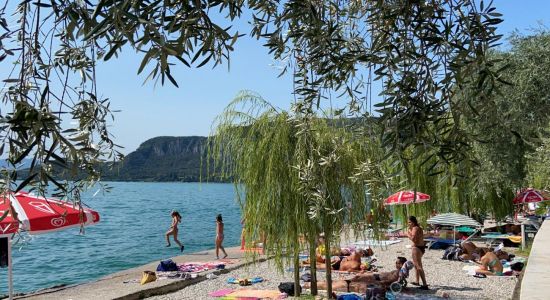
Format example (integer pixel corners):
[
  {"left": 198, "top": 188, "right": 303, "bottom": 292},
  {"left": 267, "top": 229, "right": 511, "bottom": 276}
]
[{"left": 101, "top": 136, "right": 216, "bottom": 182}]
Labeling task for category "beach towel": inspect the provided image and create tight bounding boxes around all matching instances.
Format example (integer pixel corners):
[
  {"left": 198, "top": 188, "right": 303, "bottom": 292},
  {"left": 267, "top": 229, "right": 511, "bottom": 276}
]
[
  {"left": 209, "top": 288, "right": 235, "bottom": 297},
  {"left": 178, "top": 261, "right": 226, "bottom": 273},
  {"left": 462, "top": 265, "right": 513, "bottom": 276},
  {"left": 227, "top": 277, "right": 264, "bottom": 285},
  {"left": 224, "top": 289, "right": 286, "bottom": 299}
]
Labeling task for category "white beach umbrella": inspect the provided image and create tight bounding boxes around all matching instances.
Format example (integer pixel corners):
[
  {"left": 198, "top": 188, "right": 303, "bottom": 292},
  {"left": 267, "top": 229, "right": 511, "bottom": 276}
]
[{"left": 427, "top": 213, "right": 482, "bottom": 227}]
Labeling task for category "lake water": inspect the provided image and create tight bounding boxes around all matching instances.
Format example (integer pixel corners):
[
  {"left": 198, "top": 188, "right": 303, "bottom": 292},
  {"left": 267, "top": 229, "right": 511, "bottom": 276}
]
[{"left": 0, "top": 182, "right": 241, "bottom": 295}]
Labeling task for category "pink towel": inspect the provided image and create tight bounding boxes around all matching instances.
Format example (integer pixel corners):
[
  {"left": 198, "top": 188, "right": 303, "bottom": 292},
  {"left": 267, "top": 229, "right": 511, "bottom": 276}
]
[{"left": 208, "top": 288, "right": 235, "bottom": 297}]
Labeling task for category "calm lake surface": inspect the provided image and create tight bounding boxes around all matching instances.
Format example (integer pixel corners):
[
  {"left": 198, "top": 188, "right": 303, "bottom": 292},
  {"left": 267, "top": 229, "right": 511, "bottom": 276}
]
[{"left": 0, "top": 182, "right": 241, "bottom": 295}]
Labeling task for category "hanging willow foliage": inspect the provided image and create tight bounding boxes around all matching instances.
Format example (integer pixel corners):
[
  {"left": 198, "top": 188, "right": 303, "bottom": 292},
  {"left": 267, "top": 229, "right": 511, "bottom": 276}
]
[{"left": 208, "top": 91, "right": 393, "bottom": 295}]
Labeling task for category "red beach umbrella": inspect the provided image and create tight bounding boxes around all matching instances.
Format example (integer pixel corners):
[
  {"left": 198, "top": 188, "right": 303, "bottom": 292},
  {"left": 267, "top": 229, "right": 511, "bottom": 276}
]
[
  {"left": 384, "top": 190, "right": 430, "bottom": 206},
  {"left": 0, "top": 191, "right": 100, "bottom": 300},
  {"left": 513, "top": 188, "right": 550, "bottom": 205},
  {"left": 0, "top": 200, "right": 18, "bottom": 236}
]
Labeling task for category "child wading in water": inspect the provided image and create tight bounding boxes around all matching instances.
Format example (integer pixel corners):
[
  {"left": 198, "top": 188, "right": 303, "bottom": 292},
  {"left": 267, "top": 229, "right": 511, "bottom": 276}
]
[
  {"left": 166, "top": 211, "right": 184, "bottom": 252},
  {"left": 216, "top": 214, "right": 228, "bottom": 259}
]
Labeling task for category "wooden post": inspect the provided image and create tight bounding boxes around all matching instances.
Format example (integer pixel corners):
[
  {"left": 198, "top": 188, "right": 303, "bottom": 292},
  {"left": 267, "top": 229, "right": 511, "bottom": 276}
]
[{"left": 521, "top": 223, "right": 526, "bottom": 250}]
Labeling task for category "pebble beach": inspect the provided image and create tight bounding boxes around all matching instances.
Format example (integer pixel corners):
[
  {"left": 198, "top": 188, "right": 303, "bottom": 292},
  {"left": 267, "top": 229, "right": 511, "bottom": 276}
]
[{"left": 146, "top": 241, "right": 519, "bottom": 300}]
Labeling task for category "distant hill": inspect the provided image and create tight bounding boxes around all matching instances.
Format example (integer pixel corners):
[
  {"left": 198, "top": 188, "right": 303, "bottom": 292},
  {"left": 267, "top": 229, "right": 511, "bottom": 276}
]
[{"left": 101, "top": 136, "right": 220, "bottom": 182}]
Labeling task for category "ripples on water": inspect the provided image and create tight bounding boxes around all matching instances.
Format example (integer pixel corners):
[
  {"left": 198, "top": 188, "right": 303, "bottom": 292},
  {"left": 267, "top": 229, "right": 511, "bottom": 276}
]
[{"left": 0, "top": 182, "right": 241, "bottom": 295}]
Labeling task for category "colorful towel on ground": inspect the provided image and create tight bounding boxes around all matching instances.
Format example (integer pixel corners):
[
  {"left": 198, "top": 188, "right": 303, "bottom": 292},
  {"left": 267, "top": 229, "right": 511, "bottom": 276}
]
[
  {"left": 221, "top": 289, "right": 286, "bottom": 299},
  {"left": 462, "top": 265, "right": 513, "bottom": 276},
  {"left": 209, "top": 288, "right": 235, "bottom": 297},
  {"left": 227, "top": 277, "right": 264, "bottom": 284},
  {"left": 178, "top": 261, "right": 227, "bottom": 273}
]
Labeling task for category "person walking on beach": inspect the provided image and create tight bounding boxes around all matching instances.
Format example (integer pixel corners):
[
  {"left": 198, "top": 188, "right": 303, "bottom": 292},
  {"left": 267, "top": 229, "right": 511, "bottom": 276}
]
[
  {"left": 166, "top": 210, "right": 184, "bottom": 252},
  {"left": 216, "top": 214, "right": 228, "bottom": 259},
  {"left": 407, "top": 216, "right": 428, "bottom": 289}
]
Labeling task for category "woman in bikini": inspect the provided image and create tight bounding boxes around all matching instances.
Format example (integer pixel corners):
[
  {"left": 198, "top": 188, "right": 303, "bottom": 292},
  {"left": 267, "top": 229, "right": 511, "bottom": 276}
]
[
  {"left": 407, "top": 216, "right": 428, "bottom": 289},
  {"left": 216, "top": 214, "right": 228, "bottom": 259},
  {"left": 165, "top": 210, "right": 184, "bottom": 252},
  {"left": 475, "top": 250, "right": 504, "bottom": 276}
]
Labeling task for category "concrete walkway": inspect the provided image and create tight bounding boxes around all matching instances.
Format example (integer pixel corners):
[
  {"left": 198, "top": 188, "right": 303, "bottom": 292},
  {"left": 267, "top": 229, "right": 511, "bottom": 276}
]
[
  {"left": 16, "top": 246, "right": 265, "bottom": 300},
  {"left": 520, "top": 219, "right": 550, "bottom": 300}
]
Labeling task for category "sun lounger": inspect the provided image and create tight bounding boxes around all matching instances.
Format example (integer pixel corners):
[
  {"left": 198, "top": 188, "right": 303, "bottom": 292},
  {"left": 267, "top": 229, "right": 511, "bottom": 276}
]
[
  {"left": 424, "top": 237, "right": 459, "bottom": 250},
  {"left": 480, "top": 233, "right": 521, "bottom": 247}
]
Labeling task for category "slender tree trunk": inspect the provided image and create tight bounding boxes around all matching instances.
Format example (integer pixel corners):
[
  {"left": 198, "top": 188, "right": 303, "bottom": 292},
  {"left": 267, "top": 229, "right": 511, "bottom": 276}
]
[
  {"left": 324, "top": 227, "right": 333, "bottom": 298},
  {"left": 309, "top": 233, "right": 318, "bottom": 295},
  {"left": 293, "top": 235, "right": 301, "bottom": 296}
]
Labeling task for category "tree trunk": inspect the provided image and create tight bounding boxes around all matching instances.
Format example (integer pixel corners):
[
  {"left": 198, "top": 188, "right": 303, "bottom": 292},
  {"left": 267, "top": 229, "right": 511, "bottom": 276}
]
[
  {"left": 309, "top": 233, "right": 318, "bottom": 295},
  {"left": 324, "top": 229, "right": 333, "bottom": 298},
  {"left": 293, "top": 244, "right": 301, "bottom": 297}
]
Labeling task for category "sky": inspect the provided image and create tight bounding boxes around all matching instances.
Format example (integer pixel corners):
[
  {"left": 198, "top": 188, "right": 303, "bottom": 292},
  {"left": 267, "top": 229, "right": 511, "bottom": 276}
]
[{"left": 5, "top": 1, "right": 550, "bottom": 154}]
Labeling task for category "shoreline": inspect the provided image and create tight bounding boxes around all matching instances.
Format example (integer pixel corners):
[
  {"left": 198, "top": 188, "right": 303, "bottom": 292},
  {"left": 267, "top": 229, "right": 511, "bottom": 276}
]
[{"left": 7, "top": 245, "right": 260, "bottom": 300}]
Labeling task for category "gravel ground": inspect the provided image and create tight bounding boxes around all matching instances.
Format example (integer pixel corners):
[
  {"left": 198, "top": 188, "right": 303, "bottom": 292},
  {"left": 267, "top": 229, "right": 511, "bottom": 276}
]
[{"left": 147, "top": 241, "right": 518, "bottom": 300}]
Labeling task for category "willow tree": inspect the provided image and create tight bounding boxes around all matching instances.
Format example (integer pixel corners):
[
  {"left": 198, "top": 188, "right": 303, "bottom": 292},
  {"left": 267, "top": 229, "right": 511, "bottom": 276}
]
[
  {"left": 208, "top": 91, "right": 391, "bottom": 296},
  {"left": 1, "top": 0, "right": 504, "bottom": 201}
]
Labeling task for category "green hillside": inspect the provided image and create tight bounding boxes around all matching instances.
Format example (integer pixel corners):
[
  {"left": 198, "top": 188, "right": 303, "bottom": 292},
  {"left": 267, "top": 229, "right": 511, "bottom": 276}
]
[{"left": 101, "top": 136, "right": 216, "bottom": 182}]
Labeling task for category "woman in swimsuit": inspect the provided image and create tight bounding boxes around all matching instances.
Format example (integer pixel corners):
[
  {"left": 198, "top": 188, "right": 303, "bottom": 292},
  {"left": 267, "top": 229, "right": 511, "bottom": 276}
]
[
  {"left": 216, "top": 214, "right": 228, "bottom": 259},
  {"left": 165, "top": 210, "right": 184, "bottom": 252},
  {"left": 407, "top": 216, "right": 428, "bottom": 289},
  {"left": 475, "top": 251, "right": 504, "bottom": 276}
]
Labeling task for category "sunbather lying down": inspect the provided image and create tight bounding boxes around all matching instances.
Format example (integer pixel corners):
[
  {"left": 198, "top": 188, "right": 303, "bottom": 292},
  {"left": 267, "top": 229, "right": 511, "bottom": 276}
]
[
  {"left": 304, "top": 257, "right": 410, "bottom": 293},
  {"left": 303, "top": 249, "right": 373, "bottom": 272},
  {"left": 460, "top": 242, "right": 511, "bottom": 262}
]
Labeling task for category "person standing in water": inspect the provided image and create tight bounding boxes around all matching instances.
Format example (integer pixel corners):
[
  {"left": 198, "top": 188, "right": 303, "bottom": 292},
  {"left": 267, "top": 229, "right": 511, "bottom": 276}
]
[
  {"left": 166, "top": 210, "right": 184, "bottom": 252},
  {"left": 407, "top": 215, "right": 428, "bottom": 289},
  {"left": 216, "top": 214, "right": 228, "bottom": 259}
]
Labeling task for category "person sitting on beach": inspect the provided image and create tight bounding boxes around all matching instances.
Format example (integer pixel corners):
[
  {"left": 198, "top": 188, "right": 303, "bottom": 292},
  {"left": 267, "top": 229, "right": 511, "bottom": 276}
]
[
  {"left": 315, "top": 236, "right": 342, "bottom": 263},
  {"left": 475, "top": 250, "right": 504, "bottom": 276},
  {"left": 305, "top": 257, "right": 409, "bottom": 293}
]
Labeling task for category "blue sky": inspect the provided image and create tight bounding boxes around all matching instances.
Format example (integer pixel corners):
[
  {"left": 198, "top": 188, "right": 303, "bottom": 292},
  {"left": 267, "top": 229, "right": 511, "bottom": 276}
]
[{"left": 5, "top": 2, "right": 550, "bottom": 154}]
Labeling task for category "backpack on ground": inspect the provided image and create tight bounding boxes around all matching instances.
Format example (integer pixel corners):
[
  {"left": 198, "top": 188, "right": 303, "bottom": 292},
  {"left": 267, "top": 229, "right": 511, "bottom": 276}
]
[
  {"left": 278, "top": 282, "right": 301, "bottom": 296},
  {"left": 442, "top": 246, "right": 462, "bottom": 261},
  {"left": 156, "top": 259, "right": 178, "bottom": 272}
]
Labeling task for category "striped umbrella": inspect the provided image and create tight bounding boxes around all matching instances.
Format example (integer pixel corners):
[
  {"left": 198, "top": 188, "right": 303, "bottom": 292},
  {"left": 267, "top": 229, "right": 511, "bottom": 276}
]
[
  {"left": 384, "top": 190, "right": 430, "bottom": 206},
  {"left": 427, "top": 213, "right": 482, "bottom": 227}
]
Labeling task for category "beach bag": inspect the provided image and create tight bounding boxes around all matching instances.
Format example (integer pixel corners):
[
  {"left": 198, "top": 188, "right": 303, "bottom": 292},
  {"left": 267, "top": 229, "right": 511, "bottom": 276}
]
[
  {"left": 365, "top": 285, "right": 385, "bottom": 300},
  {"left": 511, "top": 262, "right": 525, "bottom": 272},
  {"left": 156, "top": 259, "right": 178, "bottom": 272},
  {"left": 278, "top": 282, "right": 300, "bottom": 296},
  {"left": 443, "top": 246, "right": 462, "bottom": 260},
  {"left": 451, "top": 247, "right": 463, "bottom": 261},
  {"left": 140, "top": 271, "right": 157, "bottom": 285}
]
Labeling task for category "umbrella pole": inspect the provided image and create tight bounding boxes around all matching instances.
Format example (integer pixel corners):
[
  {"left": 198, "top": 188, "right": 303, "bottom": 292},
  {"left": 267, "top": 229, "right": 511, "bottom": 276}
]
[{"left": 8, "top": 237, "right": 13, "bottom": 300}]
